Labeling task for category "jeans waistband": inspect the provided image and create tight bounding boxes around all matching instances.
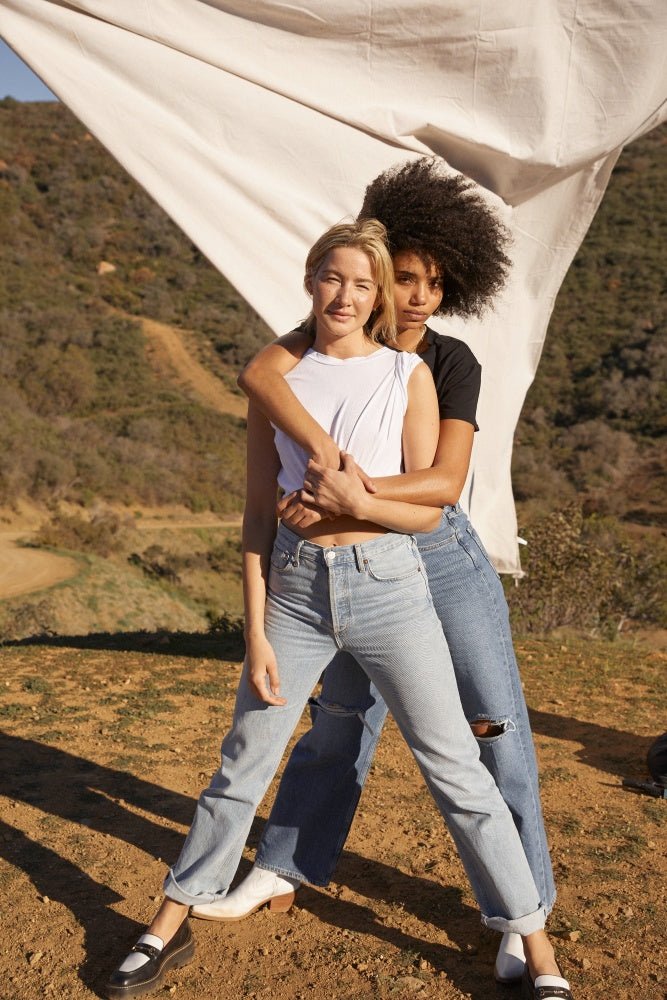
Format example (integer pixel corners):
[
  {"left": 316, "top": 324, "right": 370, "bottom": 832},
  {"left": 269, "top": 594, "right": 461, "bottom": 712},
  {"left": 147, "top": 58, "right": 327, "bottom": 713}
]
[{"left": 275, "top": 522, "right": 415, "bottom": 569}]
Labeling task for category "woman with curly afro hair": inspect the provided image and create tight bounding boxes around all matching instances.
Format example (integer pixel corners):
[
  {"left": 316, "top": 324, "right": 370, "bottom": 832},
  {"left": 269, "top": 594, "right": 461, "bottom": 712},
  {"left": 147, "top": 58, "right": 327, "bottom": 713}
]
[
  {"left": 359, "top": 157, "right": 511, "bottom": 319},
  {"left": 205, "top": 160, "right": 568, "bottom": 999}
]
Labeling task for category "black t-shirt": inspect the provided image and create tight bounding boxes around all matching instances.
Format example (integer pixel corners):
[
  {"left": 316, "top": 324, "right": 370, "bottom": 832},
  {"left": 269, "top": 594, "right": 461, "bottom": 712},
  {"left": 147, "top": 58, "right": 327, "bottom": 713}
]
[
  {"left": 418, "top": 327, "right": 481, "bottom": 429},
  {"left": 290, "top": 323, "right": 481, "bottom": 429}
]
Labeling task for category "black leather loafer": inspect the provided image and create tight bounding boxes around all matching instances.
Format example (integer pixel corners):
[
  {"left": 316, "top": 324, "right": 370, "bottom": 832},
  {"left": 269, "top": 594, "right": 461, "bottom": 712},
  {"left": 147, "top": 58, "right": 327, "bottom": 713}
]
[
  {"left": 521, "top": 968, "right": 574, "bottom": 1000},
  {"left": 105, "top": 919, "right": 195, "bottom": 999}
]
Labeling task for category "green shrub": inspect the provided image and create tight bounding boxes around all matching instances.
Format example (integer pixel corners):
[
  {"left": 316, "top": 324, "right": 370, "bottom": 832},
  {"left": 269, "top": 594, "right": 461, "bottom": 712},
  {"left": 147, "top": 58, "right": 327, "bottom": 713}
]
[
  {"left": 207, "top": 610, "right": 246, "bottom": 659},
  {"left": 34, "top": 510, "right": 128, "bottom": 557},
  {"left": 507, "top": 504, "right": 667, "bottom": 634}
]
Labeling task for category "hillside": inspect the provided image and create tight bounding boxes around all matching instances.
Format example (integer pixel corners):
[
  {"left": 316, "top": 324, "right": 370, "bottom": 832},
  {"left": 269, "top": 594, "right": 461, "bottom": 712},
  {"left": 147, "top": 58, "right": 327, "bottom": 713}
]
[
  {"left": 0, "top": 99, "right": 665, "bottom": 636},
  {"left": 0, "top": 98, "right": 264, "bottom": 514},
  {"left": 514, "top": 126, "right": 666, "bottom": 526}
]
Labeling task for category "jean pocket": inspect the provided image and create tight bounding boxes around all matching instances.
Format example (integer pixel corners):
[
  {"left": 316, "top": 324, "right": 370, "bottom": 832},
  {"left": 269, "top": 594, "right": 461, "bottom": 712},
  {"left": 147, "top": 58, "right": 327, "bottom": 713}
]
[
  {"left": 365, "top": 545, "right": 421, "bottom": 582},
  {"left": 269, "top": 548, "right": 294, "bottom": 573},
  {"left": 416, "top": 523, "right": 457, "bottom": 554}
]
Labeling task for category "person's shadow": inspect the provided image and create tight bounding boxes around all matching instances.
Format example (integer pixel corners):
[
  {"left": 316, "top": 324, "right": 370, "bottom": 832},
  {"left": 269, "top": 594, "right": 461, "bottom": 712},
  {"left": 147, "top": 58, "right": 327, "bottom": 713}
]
[
  {"left": 4, "top": 628, "right": 245, "bottom": 662},
  {"left": 0, "top": 731, "right": 198, "bottom": 995},
  {"left": 292, "top": 859, "right": 509, "bottom": 998},
  {"left": 1, "top": 731, "right": 507, "bottom": 998},
  {"left": 527, "top": 706, "right": 656, "bottom": 781}
]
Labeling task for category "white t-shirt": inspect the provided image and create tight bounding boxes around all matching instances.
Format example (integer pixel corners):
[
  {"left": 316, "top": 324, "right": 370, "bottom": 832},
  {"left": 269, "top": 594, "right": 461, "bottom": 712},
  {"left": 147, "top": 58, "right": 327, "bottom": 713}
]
[{"left": 273, "top": 346, "right": 424, "bottom": 495}]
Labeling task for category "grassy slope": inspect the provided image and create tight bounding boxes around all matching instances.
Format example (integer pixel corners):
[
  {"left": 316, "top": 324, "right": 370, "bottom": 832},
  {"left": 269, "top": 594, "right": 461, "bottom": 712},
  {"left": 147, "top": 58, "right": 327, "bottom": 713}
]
[
  {"left": 1, "top": 99, "right": 664, "bottom": 518},
  {"left": 0, "top": 99, "right": 264, "bottom": 513},
  {"left": 514, "top": 127, "right": 666, "bottom": 523},
  {"left": 0, "top": 100, "right": 665, "bottom": 636}
]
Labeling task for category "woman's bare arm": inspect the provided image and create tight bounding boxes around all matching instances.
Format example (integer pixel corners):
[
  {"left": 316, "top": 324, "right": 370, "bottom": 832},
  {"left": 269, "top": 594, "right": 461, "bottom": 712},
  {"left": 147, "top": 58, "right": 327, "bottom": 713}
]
[
  {"left": 238, "top": 329, "right": 340, "bottom": 468},
  {"left": 372, "top": 418, "right": 474, "bottom": 506},
  {"left": 295, "top": 415, "right": 473, "bottom": 517},
  {"left": 300, "top": 363, "right": 443, "bottom": 534},
  {"left": 242, "top": 403, "right": 286, "bottom": 706}
]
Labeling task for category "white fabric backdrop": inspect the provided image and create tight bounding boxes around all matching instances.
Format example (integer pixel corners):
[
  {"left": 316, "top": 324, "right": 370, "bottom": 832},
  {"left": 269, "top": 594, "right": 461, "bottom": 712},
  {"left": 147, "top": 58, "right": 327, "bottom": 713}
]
[{"left": 1, "top": 1, "right": 665, "bottom": 571}]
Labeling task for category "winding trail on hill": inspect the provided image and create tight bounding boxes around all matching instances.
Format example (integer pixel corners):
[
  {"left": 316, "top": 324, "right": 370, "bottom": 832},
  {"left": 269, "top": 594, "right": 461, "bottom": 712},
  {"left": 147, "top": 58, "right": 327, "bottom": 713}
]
[
  {"left": 0, "top": 516, "right": 242, "bottom": 603},
  {"left": 135, "top": 314, "right": 248, "bottom": 419},
  {"left": 0, "top": 313, "right": 247, "bottom": 604},
  {"left": 0, "top": 532, "right": 81, "bottom": 601}
]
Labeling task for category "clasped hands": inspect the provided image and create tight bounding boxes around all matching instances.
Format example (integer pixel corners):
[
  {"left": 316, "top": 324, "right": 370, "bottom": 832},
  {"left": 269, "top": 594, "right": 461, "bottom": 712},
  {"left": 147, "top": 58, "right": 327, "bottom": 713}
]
[{"left": 277, "top": 451, "right": 376, "bottom": 529}]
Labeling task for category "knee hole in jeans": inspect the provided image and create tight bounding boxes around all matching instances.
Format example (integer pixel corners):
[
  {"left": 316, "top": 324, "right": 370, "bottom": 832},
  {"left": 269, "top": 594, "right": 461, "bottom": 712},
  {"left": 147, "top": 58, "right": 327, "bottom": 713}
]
[{"left": 470, "top": 717, "right": 516, "bottom": 740}]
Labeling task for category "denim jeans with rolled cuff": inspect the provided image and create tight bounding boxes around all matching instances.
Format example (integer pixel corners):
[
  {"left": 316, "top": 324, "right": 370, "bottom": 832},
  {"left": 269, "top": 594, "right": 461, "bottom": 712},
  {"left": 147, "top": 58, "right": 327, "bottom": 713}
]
[
  {"left": 165, "top": 523, "right": 546, "bottom": 934},
  {"left": 256, "top": 506, "right": 556, "bottom": 914}
]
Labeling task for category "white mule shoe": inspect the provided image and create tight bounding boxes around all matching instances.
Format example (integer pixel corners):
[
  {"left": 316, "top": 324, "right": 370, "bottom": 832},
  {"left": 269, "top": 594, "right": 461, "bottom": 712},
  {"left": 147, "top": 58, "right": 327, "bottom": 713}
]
[
  {"left": 494, "top": 930, "right": 526, "bottom": 983},
  {"left": 191, "top": 864, "right": 300, "bottom": 922}
]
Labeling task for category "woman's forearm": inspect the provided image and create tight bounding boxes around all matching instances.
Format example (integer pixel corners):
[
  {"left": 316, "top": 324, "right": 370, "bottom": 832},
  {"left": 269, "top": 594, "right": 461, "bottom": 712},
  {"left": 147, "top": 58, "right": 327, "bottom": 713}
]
[
  {"left": 300, "top": 454, "right": 441, "bottom": 532},
  {"left": 352, "top": 493, "right": 443, "bottom": 534},
  {"left": 239, "top": 333, "right": 339, "bottom": 467},
  {"left": 245, "top": 369, "right": 334, "bottom": 460},
  {"left": 371, "top": 466, "right": 466, "bottom": 507},
  {"left": 242, "top": 510, "right": 276, "bottom": 640},
  {"left": 375, "top": 417, "right": 473, "bottom": 507}
]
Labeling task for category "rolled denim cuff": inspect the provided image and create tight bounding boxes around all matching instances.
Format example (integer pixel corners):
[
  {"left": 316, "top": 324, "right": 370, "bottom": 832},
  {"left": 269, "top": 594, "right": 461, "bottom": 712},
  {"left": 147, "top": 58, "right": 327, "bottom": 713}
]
[
  {"left": 481, "top": 903, "right": 547, "bottom": 936},
  {"left": 163, "top": 868, "right": 225, "bottom": 907}
]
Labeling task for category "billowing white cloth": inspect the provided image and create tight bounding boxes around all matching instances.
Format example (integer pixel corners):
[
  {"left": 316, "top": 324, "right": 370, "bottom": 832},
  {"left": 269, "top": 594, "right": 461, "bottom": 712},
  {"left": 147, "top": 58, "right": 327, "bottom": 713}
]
[{"left": 1, "top": 1, "right": 665, "bottom": 571}]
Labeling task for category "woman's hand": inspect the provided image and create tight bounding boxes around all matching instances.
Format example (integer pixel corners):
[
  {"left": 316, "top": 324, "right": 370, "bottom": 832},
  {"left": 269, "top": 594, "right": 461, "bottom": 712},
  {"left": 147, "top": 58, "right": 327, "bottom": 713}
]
[
  {"left": 310, "top": 435, "right": 342, "bottom": 471},
  {"left": 246, "top": 635, "right": 287, "bottom": 706},
  {"left": 277, "top": 491, "right": 329, "bottom": 529},
  {"left": 302, "top": 452, "right": 376, "bottom": 517}
]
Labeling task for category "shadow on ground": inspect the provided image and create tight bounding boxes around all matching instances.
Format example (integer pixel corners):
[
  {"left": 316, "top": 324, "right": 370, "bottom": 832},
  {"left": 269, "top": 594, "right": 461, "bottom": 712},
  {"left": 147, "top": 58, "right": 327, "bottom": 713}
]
[
  {"left": 2, "top": 731, "right": 510, "bottom": 999},
  {"left": 3, "top": 628, "right": 245, "bottom": 662},
  {"left": 528, "top": 706, "right": 656, "bottom": 781}
]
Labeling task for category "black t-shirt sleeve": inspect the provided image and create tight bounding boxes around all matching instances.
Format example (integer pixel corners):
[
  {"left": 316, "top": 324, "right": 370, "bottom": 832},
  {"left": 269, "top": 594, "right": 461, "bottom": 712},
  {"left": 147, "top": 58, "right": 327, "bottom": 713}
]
[{"left": 431, "top": 335, "right": 481, "bottom": 428}]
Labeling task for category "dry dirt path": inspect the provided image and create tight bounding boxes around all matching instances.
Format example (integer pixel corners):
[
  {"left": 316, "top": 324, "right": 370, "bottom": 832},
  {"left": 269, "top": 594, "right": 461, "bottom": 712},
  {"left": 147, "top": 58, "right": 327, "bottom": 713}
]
[
  {"left": 136, "top": 515, "right": 242, "bottom": 531},
  {"left": 0, "top": 531, "right": 80, "bottom": 600},
  {"left": 0, "top": 516, "right": 242, "bottom": 602},
  {"left": 0, "top": 312, "right": 246, "bottom": 604},
  {"left": 134, "top": 313, "right": 248, "bottom": 419}
]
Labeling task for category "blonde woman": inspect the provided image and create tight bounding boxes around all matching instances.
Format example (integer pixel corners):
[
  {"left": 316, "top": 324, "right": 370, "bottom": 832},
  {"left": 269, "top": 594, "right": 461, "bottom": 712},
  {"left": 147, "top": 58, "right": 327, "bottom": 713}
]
[{"left": 105, "top": 219, "right": 570, "bottom": 1000}]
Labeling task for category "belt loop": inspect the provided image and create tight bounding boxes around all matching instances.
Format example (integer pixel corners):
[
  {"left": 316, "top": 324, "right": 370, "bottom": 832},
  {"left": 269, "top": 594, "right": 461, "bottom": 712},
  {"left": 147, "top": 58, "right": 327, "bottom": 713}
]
[
  {"left": 294, "top": 539, "right": 304, "bottom": 567},
  {"left": 353, "top": 543, "right": 365, "bottom": 573}
]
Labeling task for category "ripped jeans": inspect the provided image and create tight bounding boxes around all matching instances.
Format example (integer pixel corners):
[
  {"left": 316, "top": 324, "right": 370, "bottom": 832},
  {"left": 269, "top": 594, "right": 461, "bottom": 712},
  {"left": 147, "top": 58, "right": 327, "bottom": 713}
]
[
  {"left": 165, "top": 523, "right": 546, "bottom": 933},
  {"left": 257, "top": 507, "right": 556, "bottom": 912}
]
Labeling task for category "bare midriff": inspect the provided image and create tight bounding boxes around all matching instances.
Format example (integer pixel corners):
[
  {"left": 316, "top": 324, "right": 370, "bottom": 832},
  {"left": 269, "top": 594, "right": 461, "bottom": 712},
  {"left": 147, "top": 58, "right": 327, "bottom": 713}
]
[{"left": 282, "top": 513, "right": 388, "bottom": 547}]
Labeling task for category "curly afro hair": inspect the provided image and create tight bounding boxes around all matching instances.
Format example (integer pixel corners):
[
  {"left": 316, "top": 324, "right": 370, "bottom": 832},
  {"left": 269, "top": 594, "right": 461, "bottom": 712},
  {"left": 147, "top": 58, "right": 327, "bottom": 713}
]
[{"left": 358, "top": 157, "right": 511, "bottom": 318}]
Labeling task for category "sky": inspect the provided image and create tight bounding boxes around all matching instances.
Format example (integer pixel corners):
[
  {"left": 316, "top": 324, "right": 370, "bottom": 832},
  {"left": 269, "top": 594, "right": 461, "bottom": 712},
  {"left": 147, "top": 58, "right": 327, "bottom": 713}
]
[{"left": 0, "top": 39, "right": 57, "bottom": 100}]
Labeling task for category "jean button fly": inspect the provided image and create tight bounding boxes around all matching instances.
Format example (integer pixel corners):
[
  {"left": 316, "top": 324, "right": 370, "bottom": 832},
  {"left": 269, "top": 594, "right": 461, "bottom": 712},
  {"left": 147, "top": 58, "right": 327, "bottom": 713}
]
[{"left": 325, "top": 550, "right": 336, "bottom": 565}]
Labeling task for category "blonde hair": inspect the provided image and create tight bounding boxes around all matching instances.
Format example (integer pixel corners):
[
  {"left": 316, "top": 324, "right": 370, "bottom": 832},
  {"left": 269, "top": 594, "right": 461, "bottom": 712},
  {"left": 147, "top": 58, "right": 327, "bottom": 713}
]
[{"left": 303, "top": 219, "right": 397, "bottom": 343}]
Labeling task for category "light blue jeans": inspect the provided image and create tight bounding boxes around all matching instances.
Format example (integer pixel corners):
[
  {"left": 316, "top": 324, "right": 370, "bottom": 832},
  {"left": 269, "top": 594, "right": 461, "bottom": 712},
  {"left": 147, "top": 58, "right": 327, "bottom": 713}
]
[
  {"left": 165, "top": 524, "right": 546, "bottom": 934},
  {"left": 257, "top": 507, "right": 556, "bottom": 912}
]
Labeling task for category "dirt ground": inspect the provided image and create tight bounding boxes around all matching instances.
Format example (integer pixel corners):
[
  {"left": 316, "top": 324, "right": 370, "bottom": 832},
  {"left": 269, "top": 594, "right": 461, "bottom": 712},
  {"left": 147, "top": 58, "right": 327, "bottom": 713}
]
[
  {"left": 0, "top": 533, "right": 80, "bottom": 601},
  {"left": 0, "top": 632, "right": 664, "bottom": 1000}
]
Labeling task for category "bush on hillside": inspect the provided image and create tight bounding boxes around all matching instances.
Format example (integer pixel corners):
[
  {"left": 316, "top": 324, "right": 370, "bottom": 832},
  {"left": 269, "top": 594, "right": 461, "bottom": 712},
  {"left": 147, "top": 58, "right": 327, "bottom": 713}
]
[
  {"left": 207, "top": 610, "right": 245, "bottom": 659},
  {"left": 507, "top": 504, "right": 667, "bottom": 635},
  {"left": 34, "top": 510, "right": 128, "bottom": 557}
]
